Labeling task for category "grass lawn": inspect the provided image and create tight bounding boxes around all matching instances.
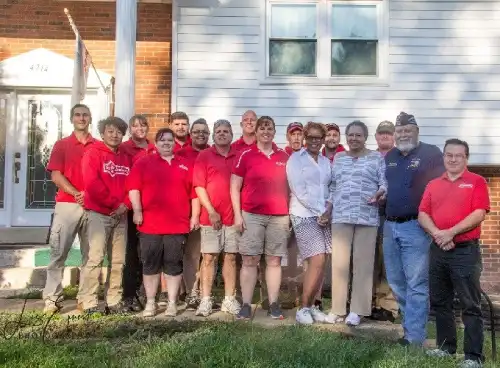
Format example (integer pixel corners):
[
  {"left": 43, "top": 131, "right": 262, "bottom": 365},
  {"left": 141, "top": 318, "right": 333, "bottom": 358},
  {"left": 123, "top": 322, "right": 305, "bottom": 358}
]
[{"left": 0, "top": 311, "right": 498, "bottom": 368}]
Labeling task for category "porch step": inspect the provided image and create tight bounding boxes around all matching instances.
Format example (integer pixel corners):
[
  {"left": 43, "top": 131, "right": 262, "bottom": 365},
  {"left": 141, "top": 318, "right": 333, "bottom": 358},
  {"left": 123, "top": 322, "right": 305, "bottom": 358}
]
[{"left": 0, "top": 227, "right": 49, "bottom": 245}]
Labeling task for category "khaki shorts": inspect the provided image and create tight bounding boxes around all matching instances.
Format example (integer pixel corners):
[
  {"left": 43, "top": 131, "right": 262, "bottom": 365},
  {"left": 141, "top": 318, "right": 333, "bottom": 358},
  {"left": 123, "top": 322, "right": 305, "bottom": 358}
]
[
  {"left": 200, "top": 225, "right": 239, "bottom": 254},
  {"left": 239, "top": 211, "right": 290, "bottom": 257}
]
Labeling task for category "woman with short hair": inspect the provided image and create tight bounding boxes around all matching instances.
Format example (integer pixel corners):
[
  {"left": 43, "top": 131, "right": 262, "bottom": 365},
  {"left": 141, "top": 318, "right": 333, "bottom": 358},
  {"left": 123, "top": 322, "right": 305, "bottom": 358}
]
[
  {"left": 329, "top": 120, "right": 387, "bottom": 326},
  {"left": 286, "top": 122, "right": 333, "bottom": 325}
]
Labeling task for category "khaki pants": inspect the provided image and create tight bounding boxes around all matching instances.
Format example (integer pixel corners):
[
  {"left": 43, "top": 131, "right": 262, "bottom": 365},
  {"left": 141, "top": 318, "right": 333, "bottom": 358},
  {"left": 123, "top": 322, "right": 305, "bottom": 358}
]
[
  {"left": 373, "top": 217, "right": 398, "bottom": 314},
  {"left": 331, "top": 223, "right": 377, "bottom": 316},
  {"left": 77, "top": 211, "right": 127, "bottom": 309},
  {"left": 43, "top": 202, "right": 89, "bottom": 303}
]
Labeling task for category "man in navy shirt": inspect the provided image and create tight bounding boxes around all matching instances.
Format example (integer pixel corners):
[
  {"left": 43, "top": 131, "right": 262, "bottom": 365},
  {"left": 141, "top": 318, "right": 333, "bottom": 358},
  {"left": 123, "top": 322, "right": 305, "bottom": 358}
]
[{"left": 383, "top": 112, "right": 444, "bottom": 347}]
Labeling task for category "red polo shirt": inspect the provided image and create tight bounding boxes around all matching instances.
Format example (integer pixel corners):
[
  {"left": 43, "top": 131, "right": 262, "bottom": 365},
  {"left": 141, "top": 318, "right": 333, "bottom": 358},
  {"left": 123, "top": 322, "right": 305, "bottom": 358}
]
[
  {"left": 193, "top": 146, "right": 237, "bottom": 226},
  {"left": 47, "top": 132, "right": 95, "bottom": 203},
  {"left": 173, "top": 135, "right": 192, "bottom": 153},
  {"left": 120, "top": 139, "right": 156, "bottom": 164},
  {"left": 231, "top": 136, "right": 255, "bottom": 152},
  {"left": 232, "top": 145, "right": 289, "bottom": 216},
  {"left": 322, "top": 144, "right": 346, "bottom": 162},
  {"left": 127, "top": 154, "right": 196, "bottom": 235},
  {"left": 177, "top": 144, "right": 210, "bottom": 167},
  {"left": 419, "top": 170, "right": 490, "bottom": 243}
]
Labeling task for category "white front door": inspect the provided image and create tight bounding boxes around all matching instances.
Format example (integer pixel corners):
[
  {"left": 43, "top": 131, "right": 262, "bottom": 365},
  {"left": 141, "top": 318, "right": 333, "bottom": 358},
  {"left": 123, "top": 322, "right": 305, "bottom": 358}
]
[{"left": 11, "top": 94, "right": 74, "bottom": 226}]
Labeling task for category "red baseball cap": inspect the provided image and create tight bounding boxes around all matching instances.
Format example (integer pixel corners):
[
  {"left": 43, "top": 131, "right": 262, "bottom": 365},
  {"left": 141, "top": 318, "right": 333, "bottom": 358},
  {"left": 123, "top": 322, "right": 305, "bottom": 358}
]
[{"left": 287, "top": 122, "right": 303, "bottom": 133}]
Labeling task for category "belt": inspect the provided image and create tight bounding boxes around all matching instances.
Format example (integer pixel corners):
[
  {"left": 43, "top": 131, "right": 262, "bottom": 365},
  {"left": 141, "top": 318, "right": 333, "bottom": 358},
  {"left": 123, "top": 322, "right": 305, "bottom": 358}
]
[{"left": 386, "top": 215, "right": 418, "bottom": 223}]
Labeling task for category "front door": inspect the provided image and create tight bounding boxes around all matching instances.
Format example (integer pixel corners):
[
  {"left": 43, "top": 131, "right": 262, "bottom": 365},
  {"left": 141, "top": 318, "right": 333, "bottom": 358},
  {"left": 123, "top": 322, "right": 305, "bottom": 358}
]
[{"left": 11, "top": 94, "right": 73, "bottom": 226}]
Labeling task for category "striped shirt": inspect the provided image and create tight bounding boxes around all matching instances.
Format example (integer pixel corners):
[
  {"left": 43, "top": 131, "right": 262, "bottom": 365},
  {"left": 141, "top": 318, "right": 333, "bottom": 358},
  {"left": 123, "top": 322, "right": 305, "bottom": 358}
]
[{"left": 330, "top": 150, "right": 387, "bottom": 226}]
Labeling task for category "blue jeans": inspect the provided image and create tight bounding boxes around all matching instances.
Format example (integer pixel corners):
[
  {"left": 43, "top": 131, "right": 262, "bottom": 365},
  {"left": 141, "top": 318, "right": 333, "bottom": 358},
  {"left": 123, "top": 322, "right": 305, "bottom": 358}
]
[{"left": 383, "top": 219, "right": 431, "bottom": 345}]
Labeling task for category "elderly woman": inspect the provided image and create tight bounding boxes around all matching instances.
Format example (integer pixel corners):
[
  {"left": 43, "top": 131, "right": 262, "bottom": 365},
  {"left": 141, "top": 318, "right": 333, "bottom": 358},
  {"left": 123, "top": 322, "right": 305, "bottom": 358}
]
[
  {"left": 329, "top": 120, "right": 387, "bottom": 326},
  {"left": 286, "top": 122, "right": 333, "bottom": 325},
  {"left": 230, "top": 116, "right": 290, "bottom": 320}
]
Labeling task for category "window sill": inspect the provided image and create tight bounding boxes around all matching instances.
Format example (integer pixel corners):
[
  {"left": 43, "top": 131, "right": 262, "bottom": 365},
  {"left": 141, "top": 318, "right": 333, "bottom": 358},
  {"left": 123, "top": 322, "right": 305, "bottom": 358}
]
[{"left": 259, "top": 76, "right": 389, "bottom": 87}]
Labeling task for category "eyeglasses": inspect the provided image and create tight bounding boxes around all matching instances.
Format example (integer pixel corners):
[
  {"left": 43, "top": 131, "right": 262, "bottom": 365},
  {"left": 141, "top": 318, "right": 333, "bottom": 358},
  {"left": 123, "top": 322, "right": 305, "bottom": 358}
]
[
  {"left": 191, "top": 130, "right": 210, "bottom": 135},
  {"left": 306, "top": 135, "right": 323, "bottom": 142}
]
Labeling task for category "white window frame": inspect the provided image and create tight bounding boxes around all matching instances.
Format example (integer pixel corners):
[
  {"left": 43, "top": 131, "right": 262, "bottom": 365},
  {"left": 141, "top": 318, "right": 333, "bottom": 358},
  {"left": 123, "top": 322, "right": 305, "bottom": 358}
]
[{"left": 261, "top": 0, "right": 389, "bottom": 86}]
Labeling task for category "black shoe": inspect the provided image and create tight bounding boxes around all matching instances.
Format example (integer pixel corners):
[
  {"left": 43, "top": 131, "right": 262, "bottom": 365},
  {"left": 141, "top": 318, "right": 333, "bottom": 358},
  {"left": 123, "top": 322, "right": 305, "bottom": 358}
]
[
  {"left": 313, "top": 299, "right": 323, "bottom": 311},
  {"left": 83, "top": 307, "right": 103, "bottom": 316},
  {"left": 106, "top": 301, "right": 132, "bottom": 315},
  {"left": 157, "top": 292, "right": 168, "bottom": 306},
  {"left": 122, "top": 297, "right": 143, "bottom": 312},
  {"left": 397, "top": 338, "right": 410, "bottom": 347},
  {"left": 186, "top": 294, "right": 200, "bottom": 311}
]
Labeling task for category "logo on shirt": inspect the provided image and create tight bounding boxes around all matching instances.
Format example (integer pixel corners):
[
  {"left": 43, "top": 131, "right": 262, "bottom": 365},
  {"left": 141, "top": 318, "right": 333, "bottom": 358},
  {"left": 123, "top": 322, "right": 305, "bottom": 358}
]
[
  {"left": 408, "top": 158, "right": 420, "bottom": 169},
  {"left": 276, "top": 161, "right": 286, "bottom": 167},
  {"left": 103, "top": 161, "right": 130, "bottom": 177},
  {"left": 388, "top": 162, "right": 397, "bottom": 167},
  {"left": 178, "top": 164, "right": 189, "bottom": 171},
  {"left": 459, "top": 183, "right": 473, "bottom": 189}
]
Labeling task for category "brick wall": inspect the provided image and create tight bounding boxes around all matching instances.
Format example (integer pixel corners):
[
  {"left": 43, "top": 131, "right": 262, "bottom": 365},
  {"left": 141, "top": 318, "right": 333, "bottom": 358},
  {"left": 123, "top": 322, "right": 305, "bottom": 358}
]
[
  {"left": 0, "top": 0, "right": 172, "bottom": 131},
  {"left": 469, "top": 167, "right": 500, "bottom": 294}
]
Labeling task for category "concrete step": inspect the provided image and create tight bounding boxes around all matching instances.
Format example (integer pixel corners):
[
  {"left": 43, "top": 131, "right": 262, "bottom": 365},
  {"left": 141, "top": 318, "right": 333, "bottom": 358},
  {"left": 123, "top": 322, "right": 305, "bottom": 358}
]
[{"left": 0, "top": 227, "right": 49, "bottom": 245}]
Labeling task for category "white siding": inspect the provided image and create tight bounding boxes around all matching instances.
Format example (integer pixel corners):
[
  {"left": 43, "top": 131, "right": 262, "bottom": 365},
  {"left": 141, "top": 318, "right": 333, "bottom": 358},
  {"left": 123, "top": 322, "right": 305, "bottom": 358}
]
[{"left": 173, "top": 0, "right": 500, "bottom": 164}]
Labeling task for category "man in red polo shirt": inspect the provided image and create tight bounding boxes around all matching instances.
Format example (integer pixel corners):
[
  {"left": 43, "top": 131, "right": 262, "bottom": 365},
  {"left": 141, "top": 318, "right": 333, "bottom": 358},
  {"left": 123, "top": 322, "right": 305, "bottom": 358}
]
[
  {"left": 284, "top": 122, "right": 304, "bottom": 155},
  {"left": 170, "top": 111, "right": 191, "bottom": 153},
  {"left": 193, "top": 119, "right": 241, "bottom": 317},
  {"left": 78, "top": 117, "right": 132, "bottom": 315},
  {"left": 43, "top": 104, "right": 95, "bottom": 313},
  {"left": 120, "top": 114, "right": 155, "bottom": 312},
  {"left": 231, "top": 110, "right": 257, "bottom": 152},
  {"left": 177, "top": 118, "right": 210, "bottom": 310},
  {"left": 419, "top": 138, "right": 489, "bottom": 368},
  {"left": 128, "top": 128, "right": 197, "bottom": 318},
  {"left": 322, "top": 123, "right": 345, "bottom": 161},
  {"left": 231, "top": 116, "right": 290, "bottom": 320}
]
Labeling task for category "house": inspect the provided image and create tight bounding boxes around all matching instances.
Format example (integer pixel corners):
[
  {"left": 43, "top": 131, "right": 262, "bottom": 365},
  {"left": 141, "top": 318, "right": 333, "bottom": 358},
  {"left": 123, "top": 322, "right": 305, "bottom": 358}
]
[{"left": 0, "top": 0, "right": 498, "bottom": 292}]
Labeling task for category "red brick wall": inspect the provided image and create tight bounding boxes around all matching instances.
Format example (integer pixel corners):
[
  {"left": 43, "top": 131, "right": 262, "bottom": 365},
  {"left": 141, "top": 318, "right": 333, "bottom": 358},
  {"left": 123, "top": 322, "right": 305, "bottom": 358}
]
[
  {"left": 469, "top": 167, "right": 500, "bottom": 293},
  {"left": 0, "top": 0, "right": 172, "bottom": 131}
]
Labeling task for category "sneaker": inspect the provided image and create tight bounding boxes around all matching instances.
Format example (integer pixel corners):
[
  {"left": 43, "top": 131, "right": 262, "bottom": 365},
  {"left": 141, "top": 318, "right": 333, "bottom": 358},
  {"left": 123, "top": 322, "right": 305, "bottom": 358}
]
[
  {"left": 142, "top": 301, "right": 157, "bottom": 318},
  {"left": 459, "top": 360, "right": 482, "bottom": 368},
  {"left": 268, "top": 302, "right": 284, "bottom": 320},
  {"left": 296, "top": 308, "right": 314, "bottom": 325},
  {"left": 221, "top": 297, "right": 241, "bottom": 315},
  {"left": 123, "top": 297, "right": 143, "bottom": 312},
  {"left": 345, "top": 312, "right": 361, "bottom": 326},
  {"left": 195, "top": 298, "right": 213, "bottom": 317},
  {"left": 157, "top": 292, "right": 168, "bottom": 306},
  {"left": 397, "top": 338, "right": 410, "bottom": 347},
  {"left": 106, "top": 300, "right": 131, "bottom": 315},
  {"left": 43, "top": 300, "right": 62, "bottom": 314},
  {"left": 164, "top": 301, "right": 178, "bottom": 317},
  {"left": 426, "top": 349, "right": 454, "bottom": 358},
  {"left": 83, "top": 306, "right": 102, "bottom": 316},
  {"left": 310, "top": 305, "right": 327, "bottom": 323},
  {"left": 236, "top": 303, "right": 252, "bottom": 320},
  {"left": 186, "top": 292, "right": 200, "bottom": 311},
  {"left": 325, "top": 313, "right": 344, "bottom": 324}
]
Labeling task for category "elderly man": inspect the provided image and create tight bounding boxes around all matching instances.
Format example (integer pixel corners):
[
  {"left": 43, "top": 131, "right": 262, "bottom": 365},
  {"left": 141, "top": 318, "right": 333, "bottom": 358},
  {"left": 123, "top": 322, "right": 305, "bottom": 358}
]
[
  {"left": 194, "top": 120, "right": 241, "bottom": 317},
  {"left": 383, "top": 112, "right": 444, "bottom": 346},
  {"left": 419, "top": 139, "right": 489, "bottom": 368},
  {"left": 371, "top": 120, "right": 398, "bottom": 322},
  {"left": 284, "top": 122, "right": 304, "bottom": 155}
]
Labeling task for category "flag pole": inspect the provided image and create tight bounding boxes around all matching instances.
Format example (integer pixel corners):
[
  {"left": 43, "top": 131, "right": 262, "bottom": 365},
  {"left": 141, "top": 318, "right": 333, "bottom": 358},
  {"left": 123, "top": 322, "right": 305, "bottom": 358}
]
[{"left": 63, "top": 8, "right": 107, "bottom": 91}]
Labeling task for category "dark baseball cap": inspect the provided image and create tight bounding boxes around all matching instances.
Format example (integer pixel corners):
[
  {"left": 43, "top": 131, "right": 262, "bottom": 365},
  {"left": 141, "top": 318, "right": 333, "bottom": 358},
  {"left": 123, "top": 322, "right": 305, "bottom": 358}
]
[
  {"left": 376, "top": 120, "right": 395, "bottom": 134},
  {"left": 395, "top": 112, "right": 418, "bottom": 127},
  {"left": 325, "top": 123, "right": 340, "bottom": 133},
  {"left": 287, "top": 122, "right": 303, "bottom": 133}
]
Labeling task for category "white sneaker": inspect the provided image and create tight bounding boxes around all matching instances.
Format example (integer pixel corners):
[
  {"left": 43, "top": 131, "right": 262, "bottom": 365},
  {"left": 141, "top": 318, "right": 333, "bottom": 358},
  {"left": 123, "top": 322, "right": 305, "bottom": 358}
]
[
  {"left": 310, "top": 306, "right": 327, "bottom": 323},
  {"left": 459, "top": 360, "right": 482, "bottom": 368},
  {"left": 43, "top": 300, "right": 62, "bottom": 314},
  {"left": 142, "top": 301, "right": 157, "bottom": 318},
  {"left": 164, "top": 301, "right": 177, "bottom": 317},
  {"left": 325, "top": 313, "right": 344, "bottom": 324},
  {"left": 345, "top": 312, "right": 361, "bottom": 326},
  {"left": 195, "top": 297, "right": 213, "bottom": 317},
  {"left": 296, "top": 308, "right": 314, "bottom": 325},
  {"left": 221, "top": 296, "right": 241, "bottom": 315}
]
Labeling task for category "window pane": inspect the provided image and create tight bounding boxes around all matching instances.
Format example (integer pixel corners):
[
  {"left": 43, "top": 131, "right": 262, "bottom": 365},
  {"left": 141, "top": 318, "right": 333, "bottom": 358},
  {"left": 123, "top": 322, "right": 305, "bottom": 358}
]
[
  {"left": 331, "top": 41, "right": 377, "bottom": 76},
  {"left": 270, "top": 40, "right": 316, "bottom": 76},
  {"left": 271, "top": 4, "right": 317, "bottom": 39},
  {"left": 331, "top": 5, "right": 377, "bottom": 39}
]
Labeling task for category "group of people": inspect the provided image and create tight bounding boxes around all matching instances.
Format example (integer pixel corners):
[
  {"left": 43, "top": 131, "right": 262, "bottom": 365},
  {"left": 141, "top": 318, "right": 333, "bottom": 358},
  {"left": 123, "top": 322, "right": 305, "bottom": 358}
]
[{"left": 43, "top": 105, "right": 488, "bottom": 368}]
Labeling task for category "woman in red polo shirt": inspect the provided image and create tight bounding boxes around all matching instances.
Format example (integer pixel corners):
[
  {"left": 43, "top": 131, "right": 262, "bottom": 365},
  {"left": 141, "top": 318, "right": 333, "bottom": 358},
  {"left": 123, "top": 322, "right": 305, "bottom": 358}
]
[
  {"left": 127, "top": 127, "right": 197, "bottom": 318},
  {"left": 230, "top": 116, "right": 290, "bottom": 320}
]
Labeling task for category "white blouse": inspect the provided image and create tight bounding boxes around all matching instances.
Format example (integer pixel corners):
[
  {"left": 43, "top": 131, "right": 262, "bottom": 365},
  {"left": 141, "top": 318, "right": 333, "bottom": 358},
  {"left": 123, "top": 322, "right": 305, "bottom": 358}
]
[{"left": 286, "top": 148, "right": 333, "bottom": 218}]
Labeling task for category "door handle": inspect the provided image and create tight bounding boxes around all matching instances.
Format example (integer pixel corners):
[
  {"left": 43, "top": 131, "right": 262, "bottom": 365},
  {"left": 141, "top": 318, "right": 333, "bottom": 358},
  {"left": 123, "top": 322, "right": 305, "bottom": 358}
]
[{"left": 13, "top": 159, "right": 20, "bottom": 184}]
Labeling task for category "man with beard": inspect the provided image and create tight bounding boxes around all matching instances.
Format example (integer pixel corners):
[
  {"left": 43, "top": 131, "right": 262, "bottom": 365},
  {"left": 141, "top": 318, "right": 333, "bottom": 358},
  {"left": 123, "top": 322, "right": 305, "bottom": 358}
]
[
  {"left": 322, "top": 123, "right": 346, "bottom": 161},
  {"left": 383, "top": 112, "right": 444, "bottom": 347},
  {"left": 177, "top": 118, "right": 211, "bottom": 310},
  {"left": 171, "top": 111, "right": 191, "bottom": 152},
  {"left": 231, "top": 110, "right": 257, "bottom": 152},
  {"left": 284, "top": 122, "right": 304, "bottom": 155}
]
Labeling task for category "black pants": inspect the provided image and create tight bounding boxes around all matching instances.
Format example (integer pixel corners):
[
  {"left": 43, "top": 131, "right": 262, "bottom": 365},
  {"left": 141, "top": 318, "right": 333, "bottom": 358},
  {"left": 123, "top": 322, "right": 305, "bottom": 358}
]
[
  {"left": 122, "top": 212, "right": 143, "bottom": 299},
  {"left": 429, "top": 241, "right": 484, "bottom": 362}
]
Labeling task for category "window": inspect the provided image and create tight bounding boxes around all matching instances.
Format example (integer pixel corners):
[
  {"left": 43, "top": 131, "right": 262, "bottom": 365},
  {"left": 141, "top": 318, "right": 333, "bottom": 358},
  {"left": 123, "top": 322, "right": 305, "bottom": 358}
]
[{"left": 265, "top": 0, "right": 387, "bottom": 84}]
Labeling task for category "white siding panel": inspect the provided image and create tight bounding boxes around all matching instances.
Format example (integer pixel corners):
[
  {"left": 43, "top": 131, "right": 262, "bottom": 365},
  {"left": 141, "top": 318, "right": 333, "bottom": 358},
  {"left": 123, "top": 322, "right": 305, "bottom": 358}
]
[{"left": 174, "top": 0, "right": 500, "bottom": 164}]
